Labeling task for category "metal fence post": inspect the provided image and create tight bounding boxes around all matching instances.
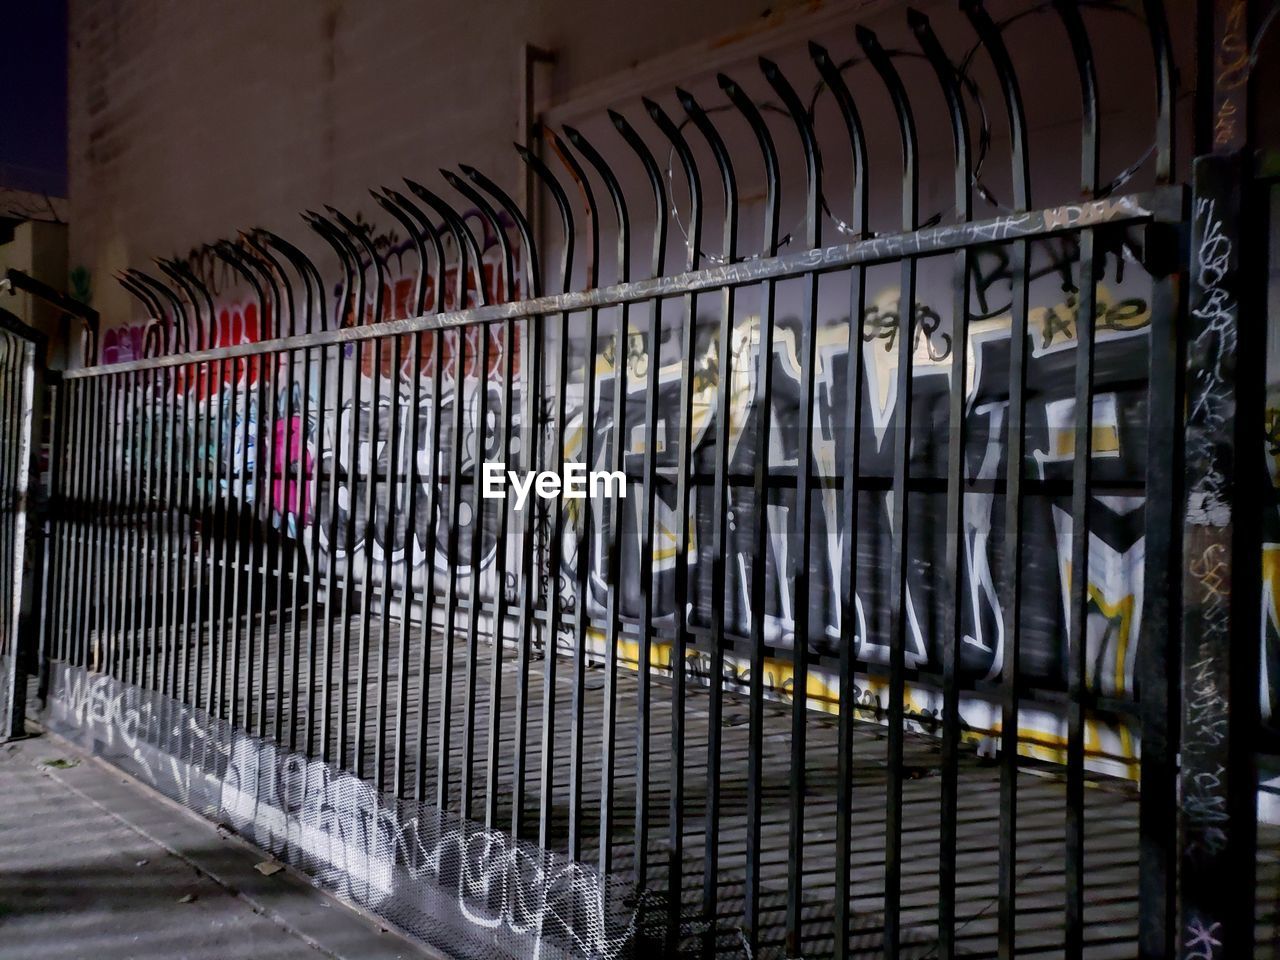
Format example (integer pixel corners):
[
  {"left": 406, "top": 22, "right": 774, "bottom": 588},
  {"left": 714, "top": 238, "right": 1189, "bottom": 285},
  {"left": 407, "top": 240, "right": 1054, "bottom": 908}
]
[
  {"left": 1178, "top": 149, "right": 1264, "bottom": 960},
  {"left": 1, "top": 330, "right": 41, "bottom": 741}
]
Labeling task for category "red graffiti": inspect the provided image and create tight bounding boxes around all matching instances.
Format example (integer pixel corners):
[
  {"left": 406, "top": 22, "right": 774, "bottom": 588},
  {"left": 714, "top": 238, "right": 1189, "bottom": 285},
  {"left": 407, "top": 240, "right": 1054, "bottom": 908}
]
[{"left": 179, "top": 300, "right": 272, "bottom": 399}]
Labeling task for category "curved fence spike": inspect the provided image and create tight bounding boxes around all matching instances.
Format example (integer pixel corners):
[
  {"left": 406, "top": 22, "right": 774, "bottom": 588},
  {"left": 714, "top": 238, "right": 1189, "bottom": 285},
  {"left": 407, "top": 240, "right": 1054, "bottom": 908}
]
[
  {"left": 1052, "top": 0, "right": 1100, "bottom": 197},
  {"left": 516, "top": 143, "right": 576, "bottom": 295},
  {"left": 461, "top": 165, "right": 542, "bottom": 299},
  {"left": 327, "top": 207, "right": 387, "bottom": 325},
  {"left": 405, "top": 180, "right": 487, "bottom": 308},
  {"left": 563, "top": 126, "right": 630, "bottom": 283},
  {"left": 372, "top": 189, "right": 433, "bottom": 316},
  {"left": 962, "top": 0, "right": 1031, "bottom": 210},
  {"left": 166, "top": 257, "right": 218, "bottom": 348},
  {"left": 678, "top": 87, "right": 737, "bottom": 262},
  {"left": 305, "top": 211, "right": 361, "bottom": 329},
  {"left": 381, "top": 188, "right": 447, "bottom": 313},
  {"left": 441, "top": 168, "right": 517, "bottom": 303},
  {"left": 129, "top": 269, "right": 189, "bottom": 354},
  {"left": 1141, "top": 0, "right": 1174, "bottom": 183},
  {"left": 116, "top": 272, "right": 167, "bottom": 356},
  {"left": 760, "top": 58, "right": 822, "bottom": 245},
  {"left": 545, "top": 128, "right": 600, "bottom": 289},
  {"left": 243, "top": 232, "right": 298, "bottom": 338},
  {"left": 234, "top": 234, "right": 285, "bottom": 343},
  {"left": 642, "top": 97, "right": 702, "bottom": 272},
  {"left": 809, "top": 42, "right": 870, "bottom": 238},
  {"left": 719, "top": 74, "right": 781, "bottom": 257},
  {"left": 213, "top": 241, "right": 270, "bottom": 339},
  {"left": 908, "top": 9, "right": 972, "bottom": 217},
  {"left": 608, "top": 110, "right": 668, "bottom": 280},
  {"left": 259, "top": 230, "right": 327, "bottom": 335},
  {"left": 142, "top": 319, "right": 163, "bottom": 359},
  {"left": 155, "top": 259, "right": 210, "bottom": 351},
  {"left": 856, "top": 26, "right": 919, "bottom": 230}
]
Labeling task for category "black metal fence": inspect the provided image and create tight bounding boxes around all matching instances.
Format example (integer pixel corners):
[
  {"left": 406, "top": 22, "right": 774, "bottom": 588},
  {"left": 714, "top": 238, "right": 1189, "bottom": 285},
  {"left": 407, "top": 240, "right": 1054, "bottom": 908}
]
[
  {"left": 6, "top": 1, "right": 1277, "bottom": 958},
  {"left": 0, "top": 313, "right": 45, "bottom": 742}
]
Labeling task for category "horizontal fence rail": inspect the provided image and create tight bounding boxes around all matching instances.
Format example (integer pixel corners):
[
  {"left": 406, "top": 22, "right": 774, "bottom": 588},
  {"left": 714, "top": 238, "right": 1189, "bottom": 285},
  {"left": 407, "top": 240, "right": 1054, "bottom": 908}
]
[{"left": 19, "top": 2, "right": 1279, "bottom": 958}]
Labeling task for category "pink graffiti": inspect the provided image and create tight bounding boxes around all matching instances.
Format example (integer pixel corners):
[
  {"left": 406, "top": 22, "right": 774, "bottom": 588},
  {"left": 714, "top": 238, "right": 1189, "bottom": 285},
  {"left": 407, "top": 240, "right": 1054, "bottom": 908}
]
[
  {"left": 100, "top": 322, "right": 149, "bottom": 365},
  {"left": 272, "top": 414, "right": 313, "bottom": 522}
]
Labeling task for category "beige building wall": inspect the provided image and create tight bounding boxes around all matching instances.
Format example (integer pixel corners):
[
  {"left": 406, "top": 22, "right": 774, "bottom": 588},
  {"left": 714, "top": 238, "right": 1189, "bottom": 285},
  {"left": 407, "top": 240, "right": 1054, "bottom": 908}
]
[
  {"left": 68, "top": 0, "right": 853, "bottom": 334},
  {"left": 67, "top": 0, "right": 1200, "bottom": 351},
  {"left": 0, "top": 221, "right": 72, "bottom": 366}
]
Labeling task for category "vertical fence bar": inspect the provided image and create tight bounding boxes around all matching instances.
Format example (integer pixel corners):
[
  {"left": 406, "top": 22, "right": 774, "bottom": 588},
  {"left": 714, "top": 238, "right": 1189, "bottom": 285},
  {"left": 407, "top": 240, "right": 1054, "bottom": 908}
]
[
  {"left": 549, "top": 129, "right": 600, "bottom": 863},
  {"left": 516, "top": 147, "right": 575, "bottom": 851},
  {"left": 676, "top": 91, "right": 737, "bottom": 950},
  {"left": 962, "top": 5, "right": 1033, "bottom": 955},
  {"left": 178, "top": 340, "right": 197, "bottom": 702},
  {"left": 343, "top": 217, "right": 384, "bottom": 783},
  {"left": 860, "top": 29, "right": 920, "bottom": 955},
  {"left": 1, "top": 336, "right": 34, "bottom": 738},
  {"left": 120, "top": 367, "right": 139, "bottom": 685},
  {"left": 42, "top": 373, "right": 66, "bottom": 683},
  {"left": 100, "top": 370, "right": 116, "bottom": 678},
  {"left": 375, "top": 327, "right": 402, "bottom": 793},
  {"left": 86, "top": 376, "right": 105, "bottom": 673},
  {"left": 417, "top": 320, "right": 446, "bottom": 803},
  {"left": 289, "top": 310, "right": 313, "bottom": 756},
  {"left": 810, "top": 40, "right": 869, "bottom": 960},
  {"left": 393, "top": 315, "right": 423, "bottom": 797},
  {"left": 155, "top": 364, "right": 171, "bottom": 694},
  {"left": 1065, "top": 229, "right": 1098, "bottom": 957},
  {"left": 149, "top": 363, "right": 164, "bottom": 693},
  {"left": 338, "top": 261, "right": 364, "bottom": 769},
  {"left": 1179, "top": 150, "right": 1260, "bottom": 960},
  {"left": 251, "top": 311, "right": 271, "bottom": 737},
  {"left": 53, "top": 378, "right": 74, "bottom": 667},
  {"left": 1137, "top": 222, "right": 1183, "bottom": 959},
  {"left": 461, "top": 316, "right": 491, "bottom": 821},
  {"left": 1056, "top": 7, "right": 1101, "bottom": 954},
  {"left": 909, "top": 12, "right": 970, "bottom": 956},
  {"left": 167, "top": 316, "right": 186, "bottom": 699},
  {"left": 275, "top": 334, "right": 298, "bottom": 747},
  {"left": 76, "top": 378, "right": 92, "bottom": 672},
  {"left": 107, "top": 357, "right": 125, "bottom": 681},
  {"left": 150, "top": 350, "right": 166, "bottom": 692},
  {"left": 557, "top": 128, "right": 627, "bottom": 876},
  {"left": 0, "top": 335, "right": 15, "bottom": 727},
  {"left": 642, "top": 98, "right": 702, "bottom": 951},
  {"left": 190, "top": 355, "right": 209, "bottom": 708},
  {"left": 298, "top": 260, "right": 328, "bottom": 759},
  {"left": 603, "top": 117, "right": 667, "bottom": 894},
  {"left": 437, "top": 256, "right": 470, "bottom": 812},
  {"left": 42, "top": 371, "right": 65, "bottom": 672},
  {"left": 214, "top": 349, "right": 233, "bottom": 719},
  {"left": 225, "top": 324, "right": 246, "bottom": 725}
]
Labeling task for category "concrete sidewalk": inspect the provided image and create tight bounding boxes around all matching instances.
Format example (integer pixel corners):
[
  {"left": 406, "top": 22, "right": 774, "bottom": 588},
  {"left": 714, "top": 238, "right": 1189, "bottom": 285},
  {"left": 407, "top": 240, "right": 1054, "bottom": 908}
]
[{"left": 0, "top": 730, "right": 430, "bottom": 960}]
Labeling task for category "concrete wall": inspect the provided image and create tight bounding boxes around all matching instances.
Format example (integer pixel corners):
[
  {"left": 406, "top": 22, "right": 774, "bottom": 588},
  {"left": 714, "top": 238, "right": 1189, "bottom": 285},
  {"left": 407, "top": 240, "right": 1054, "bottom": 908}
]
[
  {"left": 0, "top": 220, "right": 71, "bottom": 366},
  {"left": 67, "top": 0, "right": 861, "bottom": 328}
]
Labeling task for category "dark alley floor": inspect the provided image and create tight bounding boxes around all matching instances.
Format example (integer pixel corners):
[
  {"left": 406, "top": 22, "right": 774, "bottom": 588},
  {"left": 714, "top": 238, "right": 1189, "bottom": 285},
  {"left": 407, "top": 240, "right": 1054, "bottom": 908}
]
[{"left": 0, "top": 731, "right": 428, "bottom": 960}]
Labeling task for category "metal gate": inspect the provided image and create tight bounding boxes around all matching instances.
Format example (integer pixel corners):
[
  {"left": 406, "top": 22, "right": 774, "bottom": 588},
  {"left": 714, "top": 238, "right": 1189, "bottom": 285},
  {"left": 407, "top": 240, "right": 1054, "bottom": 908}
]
[
  {"left": 0, "top": 309, "right": 48, "bottom": 743},
  {"left": 7, "top": 1, "right": 1278, "bottom": 957}
]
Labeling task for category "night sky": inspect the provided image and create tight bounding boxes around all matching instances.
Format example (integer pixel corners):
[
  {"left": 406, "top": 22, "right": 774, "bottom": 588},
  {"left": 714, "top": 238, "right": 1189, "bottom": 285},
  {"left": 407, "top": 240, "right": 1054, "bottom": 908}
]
[{"left": 0, "top": 0, "right": 68, "bottom": 197}]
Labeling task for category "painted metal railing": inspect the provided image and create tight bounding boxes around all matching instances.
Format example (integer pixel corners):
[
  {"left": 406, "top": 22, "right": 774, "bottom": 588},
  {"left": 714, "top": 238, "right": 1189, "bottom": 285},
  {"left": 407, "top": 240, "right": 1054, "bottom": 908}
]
[
  {"left": 0, "top": 310, "right": 46, "bottom": 742},
  {"left": 11, "top": 1, "right": 1275, "bottom": 958}
]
